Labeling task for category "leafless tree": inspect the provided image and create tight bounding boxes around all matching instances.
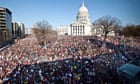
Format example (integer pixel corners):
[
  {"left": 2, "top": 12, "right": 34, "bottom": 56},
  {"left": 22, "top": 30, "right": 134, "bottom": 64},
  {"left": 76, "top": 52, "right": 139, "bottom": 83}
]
[
  {"left": 93, "top": 16, "right": 121, "bottom": 47},
  {"left": 34, "top": 20, "right": 52, "bottom": 47},
  {"left": 122, "top": 25, "right": 140, "bottom": 37}
]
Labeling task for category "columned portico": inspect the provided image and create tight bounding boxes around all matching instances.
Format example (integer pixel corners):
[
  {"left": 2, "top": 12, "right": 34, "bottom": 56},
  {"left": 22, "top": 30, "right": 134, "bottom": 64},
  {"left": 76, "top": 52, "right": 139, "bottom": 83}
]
[
  {"left": 69, "top": 0, "right": 92, "bottom": 36},
  {"left": 71, "top": 24, "right": 85, "bottom": 36},
  {"left": 57, "top": 0, "right": 103, "bottom": 36}
]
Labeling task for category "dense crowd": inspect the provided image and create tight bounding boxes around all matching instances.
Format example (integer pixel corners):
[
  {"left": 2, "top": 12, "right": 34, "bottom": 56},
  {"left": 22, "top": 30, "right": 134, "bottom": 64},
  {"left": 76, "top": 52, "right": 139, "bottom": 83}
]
[{"left": 0, "top": 35, "right": 140, "bottom": 84}]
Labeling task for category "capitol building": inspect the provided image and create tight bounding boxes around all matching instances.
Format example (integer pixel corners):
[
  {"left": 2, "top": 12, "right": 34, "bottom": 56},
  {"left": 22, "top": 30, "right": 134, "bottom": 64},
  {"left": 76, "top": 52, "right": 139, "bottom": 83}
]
[{"left": 57, "top": 1, "right": 115, "bottom": 36}]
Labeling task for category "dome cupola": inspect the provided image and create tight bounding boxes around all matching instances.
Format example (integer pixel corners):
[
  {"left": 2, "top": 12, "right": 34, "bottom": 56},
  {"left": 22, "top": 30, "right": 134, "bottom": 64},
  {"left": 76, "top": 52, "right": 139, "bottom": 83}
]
[
  {"left": 77, "top": 0, "right": 91, "bottom": 24},
  {"left": 79, "top": 0, "right": 88, "bottom": 12}
]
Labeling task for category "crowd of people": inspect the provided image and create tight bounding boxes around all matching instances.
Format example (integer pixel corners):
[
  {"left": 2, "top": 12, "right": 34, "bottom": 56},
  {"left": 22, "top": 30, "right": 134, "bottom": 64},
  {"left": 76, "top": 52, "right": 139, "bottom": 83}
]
[{"left": 0, "top": 35, "right": 140, "bottom": 84}]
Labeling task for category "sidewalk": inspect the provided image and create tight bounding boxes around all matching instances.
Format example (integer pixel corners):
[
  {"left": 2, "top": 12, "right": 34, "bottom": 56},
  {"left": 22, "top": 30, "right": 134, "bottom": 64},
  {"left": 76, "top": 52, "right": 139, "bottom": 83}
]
[
  {"left": 0, "top": 40, "right": 14, "bottom": 51},
  {"left": 0, "top": 44, "right": 10, "bottom": 51}
]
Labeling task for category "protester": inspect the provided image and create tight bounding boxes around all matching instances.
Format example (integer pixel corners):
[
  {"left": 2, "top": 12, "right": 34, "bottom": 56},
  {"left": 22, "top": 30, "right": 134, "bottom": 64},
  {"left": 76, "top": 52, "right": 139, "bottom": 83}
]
[{"left": 0, "top": 35, "right": 139, "bottom": 83}]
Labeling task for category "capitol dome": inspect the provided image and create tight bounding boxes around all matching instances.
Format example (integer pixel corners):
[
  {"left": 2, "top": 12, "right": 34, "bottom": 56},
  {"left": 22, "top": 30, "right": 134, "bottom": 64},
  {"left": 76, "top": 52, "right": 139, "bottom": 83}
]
[
  {"left": 77, "top": 0, "right": 90, "bottom": 24},
  {"left": 79, "top": 1, "right": 88, "bottom": 12}
]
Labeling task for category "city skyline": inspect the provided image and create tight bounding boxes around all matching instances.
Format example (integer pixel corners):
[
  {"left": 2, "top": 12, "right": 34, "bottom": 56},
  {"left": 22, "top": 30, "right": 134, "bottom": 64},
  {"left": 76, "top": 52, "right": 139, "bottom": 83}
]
[{"left": 0, "top": 0, "right": 140, "bottom": 29}]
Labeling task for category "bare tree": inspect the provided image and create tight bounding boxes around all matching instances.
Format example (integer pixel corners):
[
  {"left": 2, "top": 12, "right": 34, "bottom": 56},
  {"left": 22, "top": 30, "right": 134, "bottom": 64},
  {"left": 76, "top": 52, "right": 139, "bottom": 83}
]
[
  {"left": 122, "top": 25, "right": 140, "bottom": 37},
  {"left": 93, "top": 16, "right": 121, "bottom": 47},
  {"left": 34, "top": 20, "right": 52, "bottom": 47}
]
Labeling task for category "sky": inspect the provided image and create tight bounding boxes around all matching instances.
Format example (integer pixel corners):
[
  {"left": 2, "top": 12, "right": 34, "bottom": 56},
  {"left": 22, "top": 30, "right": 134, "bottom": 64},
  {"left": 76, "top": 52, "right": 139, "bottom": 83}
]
[{"left": 0, "top": 0, "right": 140, "bottom": 29}]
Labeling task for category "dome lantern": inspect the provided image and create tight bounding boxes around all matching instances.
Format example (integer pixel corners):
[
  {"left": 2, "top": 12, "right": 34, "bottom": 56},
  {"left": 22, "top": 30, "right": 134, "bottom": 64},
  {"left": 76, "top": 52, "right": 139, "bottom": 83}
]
[
  {"left": 79, "top": 0, "right": 88, "bottom": 12},
  {"left": 77, "top": 0, "right": 90, "bottom": 24}
]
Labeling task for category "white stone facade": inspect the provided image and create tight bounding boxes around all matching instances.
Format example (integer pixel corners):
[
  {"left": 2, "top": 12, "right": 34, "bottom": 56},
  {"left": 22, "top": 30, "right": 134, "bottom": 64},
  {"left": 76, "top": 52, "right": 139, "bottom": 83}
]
[
  {"left": 69, "top": 0, "right": 93, "bottom": 36},
  {"left": 57, "top": 1, "right": 92, "bottom": 36},
  {"left": 57, "top": 1, "right": 115, "bottom": 36},
  {"left": 57, "top": 25, "right": 69, "bottom": 35}
]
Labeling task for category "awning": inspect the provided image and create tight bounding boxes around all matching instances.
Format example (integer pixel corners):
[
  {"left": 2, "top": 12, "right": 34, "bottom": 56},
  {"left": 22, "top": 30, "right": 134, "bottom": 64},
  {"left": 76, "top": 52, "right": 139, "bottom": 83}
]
[{"left": 118, "top": 63, "right": 140, "bottom": 77}]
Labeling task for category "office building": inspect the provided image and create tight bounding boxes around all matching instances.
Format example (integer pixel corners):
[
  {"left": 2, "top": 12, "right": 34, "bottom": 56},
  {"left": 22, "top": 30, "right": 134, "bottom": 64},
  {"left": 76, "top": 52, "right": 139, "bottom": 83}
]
[
  {"left": 0, "top": 7, "right": 12, "bottom": 42},
  {"left": 12, "top": 22, "right": 25, "bottom": 38}
]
